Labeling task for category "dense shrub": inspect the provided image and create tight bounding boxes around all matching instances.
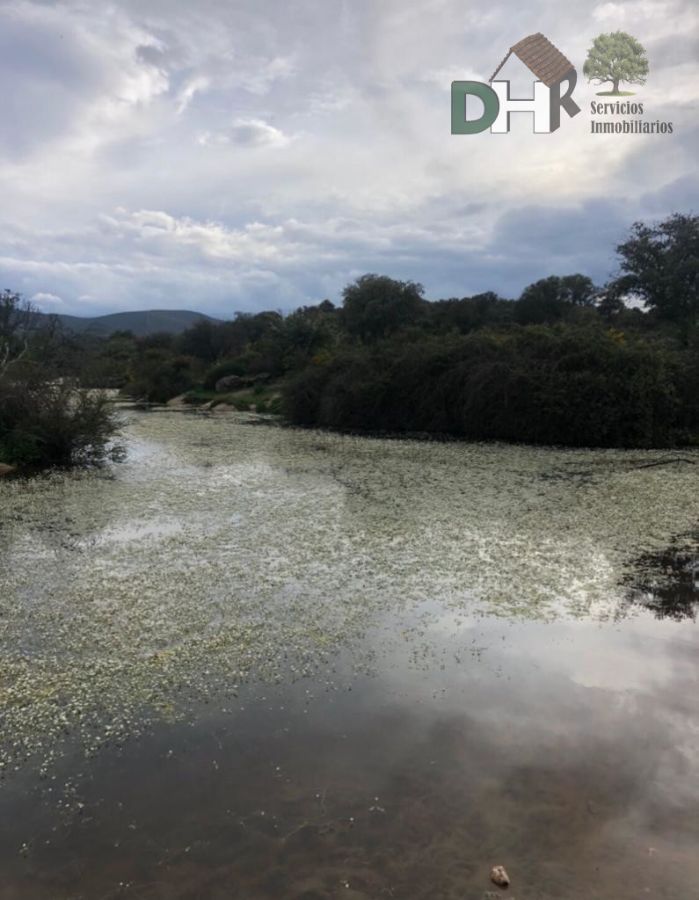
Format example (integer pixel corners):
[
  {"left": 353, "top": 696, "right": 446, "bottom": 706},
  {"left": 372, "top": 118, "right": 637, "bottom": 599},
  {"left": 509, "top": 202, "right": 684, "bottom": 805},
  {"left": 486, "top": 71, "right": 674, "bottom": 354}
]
[
  {"left": 4, "top": 215, "right": 694, "bottom": 451},
  {"left": 0, "top": 378, "right": 122, "bottom": 467},
  {"left": 202, "top": 359, "right": 246, "bottom": 390},
  {"left": 340, "top": 274, "right": 425, "bottom": 342},
  {"left": 283, "top": 325, "right": 691, "bottom": 447},
  {"left": 123, "top": 350, "right": 197, "bottom": 403},
  {"left": 0, "top": 291, "right": 121, "bottom": 468}
]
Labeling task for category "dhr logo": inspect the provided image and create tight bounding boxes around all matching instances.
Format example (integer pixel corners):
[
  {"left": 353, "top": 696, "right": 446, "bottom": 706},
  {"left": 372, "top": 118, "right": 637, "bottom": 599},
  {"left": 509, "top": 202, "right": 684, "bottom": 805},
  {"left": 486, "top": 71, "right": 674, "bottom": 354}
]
[{"left": 452, "top": 33, "right": 581, "bottom": 134}]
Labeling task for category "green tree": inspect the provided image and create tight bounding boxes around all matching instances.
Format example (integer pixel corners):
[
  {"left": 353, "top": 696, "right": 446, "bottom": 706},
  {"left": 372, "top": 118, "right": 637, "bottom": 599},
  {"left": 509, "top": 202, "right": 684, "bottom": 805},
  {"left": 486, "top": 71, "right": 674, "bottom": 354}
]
[
  {"left": 583, "top": 32, "right": 649, "bottom": 95},
  {"left": 341, "top": 274, "right": 425, "bottom": 342},
  {"left": 0, "top": 290, "right": 37, "bottom": 374},
  {"left": 515, "top": 275, "right": 598, "bottom": 324},
  {"left": 612, "top": 214, "right": 699, "bottom": 342},
  {"left": 428, "top": 292, "right": 512, "bottom": 333},
  {"left": 0, "top": 291, "right": 121, "bottom": 467},
  {"left": 177, "top": 318, "right": 222, "bottom": 363},
  {"left": 282, "top": 325, "right": 686, "bottom": 448},
  {"left": 125, "top": 346, "right": 196, "bottom": 403},
  {"left": 596, "top": 289, "right": 626, "bottom": 321}
]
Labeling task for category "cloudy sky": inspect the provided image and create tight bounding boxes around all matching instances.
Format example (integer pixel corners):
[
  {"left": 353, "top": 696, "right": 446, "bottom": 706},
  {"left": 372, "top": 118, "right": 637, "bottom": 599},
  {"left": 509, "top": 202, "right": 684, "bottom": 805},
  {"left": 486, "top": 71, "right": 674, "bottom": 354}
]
[{"left": 0, "top": 0, "right": 697, "bottom": 317}]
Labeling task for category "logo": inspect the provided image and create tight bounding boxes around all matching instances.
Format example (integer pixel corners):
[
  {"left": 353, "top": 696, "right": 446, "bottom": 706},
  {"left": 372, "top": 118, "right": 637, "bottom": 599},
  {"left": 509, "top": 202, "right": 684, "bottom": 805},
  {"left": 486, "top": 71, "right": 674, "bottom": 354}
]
[
  {"left": 582, "top": 31, "right": 671, "bottom": 134},
  {"left": 451, "top": 33, "right": 581, "bottom": 135},
  {"left": 583, "top": 31, "right": 649, "bottom": 96}
]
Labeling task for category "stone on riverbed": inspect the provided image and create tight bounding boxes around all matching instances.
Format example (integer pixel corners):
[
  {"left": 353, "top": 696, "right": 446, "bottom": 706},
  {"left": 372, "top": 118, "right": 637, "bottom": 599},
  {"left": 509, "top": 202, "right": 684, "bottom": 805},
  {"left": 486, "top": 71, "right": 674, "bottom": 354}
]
[{"left": 490, "top": 865, "right": 510, "bottom": 888}]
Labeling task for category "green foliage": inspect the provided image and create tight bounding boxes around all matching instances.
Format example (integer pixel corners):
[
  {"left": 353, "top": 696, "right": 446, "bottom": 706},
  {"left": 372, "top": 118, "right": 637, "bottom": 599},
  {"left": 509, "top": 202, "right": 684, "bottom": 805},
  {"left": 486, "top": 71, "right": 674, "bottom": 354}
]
[
  {"left": 202, "top": 359, "right": 246, "bottom": 390},
  {"left": 596, "top": 290, "right": 626, "bottom": 321},
  {"left": 427, "top": 292, "right": 513, "bottom": 333},
  {"left": 0, "top": 291, "right": 121, "bottom": 467},
  {"left": 611, "top": 213, "right": 699, "bottom": 341},
  {"left": 0, "top": 379, "right": 122, "bottom": 467},
  {"left": 177, "top": 317, "right": 224, "bottom": 362},
  {"left": 515, "top": 275, "right": 599, "bottom": 325},
  {"left": 124, "top": 348, "right": 197, "bottom": 403},
  {"left": 583, "top": 32, "right": 649, "bottom": 94},
  {"left": 7, "top": 213, "right": 695, "bottom": 450},
  {"left": 284, "top": 326, "right": 691, "bottom": 448},
  {"left": 341, "top": 274, "right": 425, "bottom": 342}
]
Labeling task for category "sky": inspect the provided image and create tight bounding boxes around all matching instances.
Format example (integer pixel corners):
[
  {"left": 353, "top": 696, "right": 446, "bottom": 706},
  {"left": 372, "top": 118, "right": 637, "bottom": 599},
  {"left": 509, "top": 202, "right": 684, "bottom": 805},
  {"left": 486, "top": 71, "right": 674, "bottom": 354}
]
[{"left": 0, "top": 0, "right": 697, "bottom": 317}]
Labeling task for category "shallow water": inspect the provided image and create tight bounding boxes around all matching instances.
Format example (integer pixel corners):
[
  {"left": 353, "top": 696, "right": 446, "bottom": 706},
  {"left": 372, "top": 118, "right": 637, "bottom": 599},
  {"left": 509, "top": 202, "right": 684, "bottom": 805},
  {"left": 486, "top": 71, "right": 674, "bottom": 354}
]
[{"left": 0, "top": 411, "right": 698, "bottom": 899}]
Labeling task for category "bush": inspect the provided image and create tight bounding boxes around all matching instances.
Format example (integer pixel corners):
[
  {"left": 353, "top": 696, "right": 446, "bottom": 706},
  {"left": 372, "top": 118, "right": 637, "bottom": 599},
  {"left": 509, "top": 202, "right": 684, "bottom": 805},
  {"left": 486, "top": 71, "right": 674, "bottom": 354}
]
[
  {"left": 0, "top": 379, "right": 122, "bottom": 467},
  {"left": 283, "top": 325, "right": 690, "bottom": 448},
  {"left": 124, "top": 351, "right": 196, "bottom": 403},
  {"left": 202, "top": 359, "right": 246, "bottom": 390}
]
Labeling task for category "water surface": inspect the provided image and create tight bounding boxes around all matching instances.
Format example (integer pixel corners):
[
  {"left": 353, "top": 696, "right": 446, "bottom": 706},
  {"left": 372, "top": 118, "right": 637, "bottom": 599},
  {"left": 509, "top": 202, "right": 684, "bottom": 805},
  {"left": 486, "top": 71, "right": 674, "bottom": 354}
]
[{"left": 0, "top": 411, "right": 697, "bottom": 899}]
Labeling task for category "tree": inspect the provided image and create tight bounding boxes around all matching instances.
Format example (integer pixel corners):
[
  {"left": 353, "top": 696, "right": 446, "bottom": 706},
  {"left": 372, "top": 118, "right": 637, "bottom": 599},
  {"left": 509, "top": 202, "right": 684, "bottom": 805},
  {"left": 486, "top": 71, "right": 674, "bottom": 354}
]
[
  {"left": 428, "top": 292, "right": 512, "bottom": 334},
  {"left": 177, "top": 318, "right": 221, "bottom": 363},
  {"left": 125, "top": 347, "right": 195, "bottom": 402},
  {"left": 0, "top": 290, "right": 121, "bottom": 467},
  {"left": 583, "top": 32, "right": 648, "bottom": 95},
  {"left": 612, "top": 214, "right": 699, "bottom": 341},
  {"left": 341, "top": 274, "right": 425, "bottom": 342},
  {"left": 596, "top": 289, "right": 626, "bottom": 321},
  {"left": 515, "top": 275, "right": 598, "bottom": 324},
  {"left": 0, "top": 290, "right": 37, "bottom": 375}
]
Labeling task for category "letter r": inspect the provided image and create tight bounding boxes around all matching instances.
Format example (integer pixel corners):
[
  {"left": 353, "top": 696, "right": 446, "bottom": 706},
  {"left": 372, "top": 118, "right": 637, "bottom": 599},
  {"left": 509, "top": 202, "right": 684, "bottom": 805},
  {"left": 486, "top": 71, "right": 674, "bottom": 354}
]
[{"left": 549, "top": 68, "right": 581, "bottom": 132}]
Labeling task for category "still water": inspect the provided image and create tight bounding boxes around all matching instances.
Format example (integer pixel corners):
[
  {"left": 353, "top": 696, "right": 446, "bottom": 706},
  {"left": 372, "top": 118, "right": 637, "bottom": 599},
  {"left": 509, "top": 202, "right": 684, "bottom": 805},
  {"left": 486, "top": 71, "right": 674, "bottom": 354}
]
[{"left": 0, "top": 410, "right": 697, "bottom": 899}]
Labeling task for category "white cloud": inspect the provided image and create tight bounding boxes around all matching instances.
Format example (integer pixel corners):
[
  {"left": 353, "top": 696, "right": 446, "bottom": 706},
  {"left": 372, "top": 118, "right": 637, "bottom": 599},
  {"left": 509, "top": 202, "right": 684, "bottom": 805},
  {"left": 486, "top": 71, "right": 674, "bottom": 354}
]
[
  {"left": 239, "top": 55, "right": 296, "bottom": 95},
  {"left": 230, "top": 118, "right": 290, "bottom": 147},
  {"left": 30, "top": 291, "right": 63, "bottom": 307},
  {"left": 0, "top": 0, "right": 695, "bottom": 316},
  {"left": 196, "top": 118, "right": 290, "bottom": 148},
  {"left": 175, "top": 76, "right": 210, "bottom": 115}
]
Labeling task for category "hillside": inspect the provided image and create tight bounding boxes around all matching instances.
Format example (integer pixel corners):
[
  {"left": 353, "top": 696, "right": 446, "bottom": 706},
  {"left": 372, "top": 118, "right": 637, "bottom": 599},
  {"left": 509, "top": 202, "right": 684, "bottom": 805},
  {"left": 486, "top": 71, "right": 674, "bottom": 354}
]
[{"left": 52, "top": 309, "right": 219, "bottom": 337}]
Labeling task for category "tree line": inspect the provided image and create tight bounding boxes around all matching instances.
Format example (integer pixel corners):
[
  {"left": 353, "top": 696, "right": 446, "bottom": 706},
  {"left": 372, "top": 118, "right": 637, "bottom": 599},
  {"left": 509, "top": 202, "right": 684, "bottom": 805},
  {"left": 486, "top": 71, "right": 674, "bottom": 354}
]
[{"left": 1, "top": 213, "right": 697, "bottom": 466}]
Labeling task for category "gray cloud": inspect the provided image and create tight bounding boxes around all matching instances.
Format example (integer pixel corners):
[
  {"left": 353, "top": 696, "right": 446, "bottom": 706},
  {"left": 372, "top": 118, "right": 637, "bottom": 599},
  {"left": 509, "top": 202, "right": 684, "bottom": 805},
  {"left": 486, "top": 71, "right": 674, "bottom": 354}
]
[{"left": 0, "top": 0, "right": 696, "bottom": 315}]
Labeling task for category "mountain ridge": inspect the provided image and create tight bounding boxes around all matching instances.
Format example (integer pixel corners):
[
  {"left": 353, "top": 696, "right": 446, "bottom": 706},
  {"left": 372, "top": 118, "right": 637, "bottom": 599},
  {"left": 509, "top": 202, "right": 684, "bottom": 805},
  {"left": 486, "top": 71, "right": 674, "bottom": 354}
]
[{"left": 47, "top": 309, "right": 220, "bottom": 337}]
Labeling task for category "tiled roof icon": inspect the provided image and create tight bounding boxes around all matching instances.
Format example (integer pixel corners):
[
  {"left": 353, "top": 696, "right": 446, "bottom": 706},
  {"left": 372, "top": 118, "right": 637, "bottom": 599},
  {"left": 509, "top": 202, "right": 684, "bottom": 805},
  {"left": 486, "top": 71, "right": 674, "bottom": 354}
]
[{"left": 490, "top": 33, "right": 575, "bottom": 87}]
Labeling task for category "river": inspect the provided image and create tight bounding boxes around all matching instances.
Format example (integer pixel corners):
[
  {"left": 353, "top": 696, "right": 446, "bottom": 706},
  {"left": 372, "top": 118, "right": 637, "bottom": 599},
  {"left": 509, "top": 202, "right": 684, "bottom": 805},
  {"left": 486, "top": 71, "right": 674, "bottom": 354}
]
[{"left": 0, "top": 409, "right": 697, "bottom": 899}]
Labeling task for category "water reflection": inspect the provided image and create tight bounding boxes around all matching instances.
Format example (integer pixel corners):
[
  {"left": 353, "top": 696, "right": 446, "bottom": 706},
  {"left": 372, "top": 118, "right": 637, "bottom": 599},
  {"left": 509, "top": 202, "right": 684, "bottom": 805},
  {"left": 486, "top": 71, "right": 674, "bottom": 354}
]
[
  {"left": 624, "top": 535, "right": 699, "bottom": 620},
  {"left": 1, "top": 606, "right": 698, "bottom": 899},
  {"left": 1, "top": 412, "right": 699, "bottom": 898}
]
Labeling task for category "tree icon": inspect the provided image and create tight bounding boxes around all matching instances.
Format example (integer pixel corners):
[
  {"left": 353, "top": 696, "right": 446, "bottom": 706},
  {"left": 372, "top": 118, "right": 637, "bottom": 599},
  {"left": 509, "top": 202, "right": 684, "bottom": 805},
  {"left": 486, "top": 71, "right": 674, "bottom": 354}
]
[{"left": 583, "top": 32, "right": 649, "bottom": 95}]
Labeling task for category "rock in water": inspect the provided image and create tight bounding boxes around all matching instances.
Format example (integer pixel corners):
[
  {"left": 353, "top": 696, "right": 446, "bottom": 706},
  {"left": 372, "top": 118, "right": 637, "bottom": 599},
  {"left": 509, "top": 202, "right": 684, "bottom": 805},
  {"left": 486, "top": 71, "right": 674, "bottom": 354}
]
[
  {"left": 490, "top": 865, "right": 510, "bottom": 888},
  {"left": 0, "top": 463, "right": 17, "bottom": 477}
]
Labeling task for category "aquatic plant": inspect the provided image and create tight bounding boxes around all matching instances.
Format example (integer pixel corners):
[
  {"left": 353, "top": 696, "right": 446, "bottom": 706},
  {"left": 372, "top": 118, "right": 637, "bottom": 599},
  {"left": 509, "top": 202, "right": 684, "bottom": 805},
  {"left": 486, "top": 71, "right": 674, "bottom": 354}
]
[{"left": 0, "top": 411, "right": 697, "bottom": 776}]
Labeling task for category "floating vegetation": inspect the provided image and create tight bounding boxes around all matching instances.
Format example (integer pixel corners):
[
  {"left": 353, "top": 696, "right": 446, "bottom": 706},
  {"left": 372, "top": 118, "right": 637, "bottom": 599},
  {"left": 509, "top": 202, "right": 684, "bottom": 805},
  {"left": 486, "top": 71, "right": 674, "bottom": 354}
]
[{"left": 0, "top": 410, "right": 698, "bottom": 776}]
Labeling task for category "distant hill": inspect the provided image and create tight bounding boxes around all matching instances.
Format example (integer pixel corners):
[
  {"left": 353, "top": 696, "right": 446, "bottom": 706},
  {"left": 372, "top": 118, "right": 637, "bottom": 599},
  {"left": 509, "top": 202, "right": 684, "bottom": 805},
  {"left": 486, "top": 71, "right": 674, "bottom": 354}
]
[{"left": 50, "top": 309, "right": 220, "bottom": 337}]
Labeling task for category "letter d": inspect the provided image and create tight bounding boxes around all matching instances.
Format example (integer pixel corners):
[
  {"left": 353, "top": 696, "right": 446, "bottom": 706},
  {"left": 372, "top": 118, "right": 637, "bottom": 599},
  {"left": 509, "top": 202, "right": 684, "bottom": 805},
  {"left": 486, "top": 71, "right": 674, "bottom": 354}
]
[{"left": 451, "top": 81, "right": 499, "bottom": 134}]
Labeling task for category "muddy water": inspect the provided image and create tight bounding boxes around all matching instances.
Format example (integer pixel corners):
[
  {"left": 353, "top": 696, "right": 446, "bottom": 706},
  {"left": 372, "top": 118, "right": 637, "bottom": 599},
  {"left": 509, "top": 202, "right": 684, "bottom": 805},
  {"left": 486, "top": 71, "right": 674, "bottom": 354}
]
[{"left": 0, "top": 410, "right": 698, "bottom": 899}]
